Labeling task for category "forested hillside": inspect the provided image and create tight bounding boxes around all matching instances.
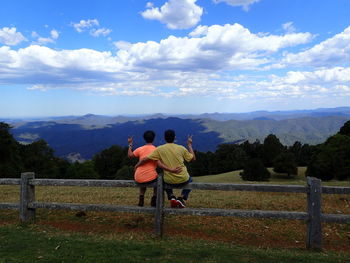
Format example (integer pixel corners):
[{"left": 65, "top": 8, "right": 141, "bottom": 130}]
[
  {"left": 9, "top": 116, "right": 350, "bottom": 159},
  {"left": 1, "top": 120, "right": 350, "bottom": 181}
]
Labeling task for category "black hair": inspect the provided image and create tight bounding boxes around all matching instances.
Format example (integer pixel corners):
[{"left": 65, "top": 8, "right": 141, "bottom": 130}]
[
  {"left": 164, "top": 129, "right": 175, "bottom": 143},
  {"left": 143, "top": 130, "right": 155, "bottom": 143}
]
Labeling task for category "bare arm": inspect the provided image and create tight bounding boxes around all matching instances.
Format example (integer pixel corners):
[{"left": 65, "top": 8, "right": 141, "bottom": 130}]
[
  {"left": 134, "top": 157, "right": 150, "bottom": 170},
  {"left": 157, "top": 161, "right": 182, "bottom": 174},
  {"left": 187, "top": 135, "right": 196, "bottom": 161},
  {"left": 127, "top": 136, "right": 135, "bottom": 159}
]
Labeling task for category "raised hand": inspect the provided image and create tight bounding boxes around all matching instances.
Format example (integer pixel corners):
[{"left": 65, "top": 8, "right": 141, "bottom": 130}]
[
  {"left": 128, "top": 136, "right": 133, "bottom": 146},
  {"left": 187, "top": 134, "right": 193, "bottom": 145}
]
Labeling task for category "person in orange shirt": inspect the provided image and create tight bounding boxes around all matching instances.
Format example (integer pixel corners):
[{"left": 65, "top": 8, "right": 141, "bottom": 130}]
[{"left": 128, "top": 130, "right": 180, "bottom": 207}]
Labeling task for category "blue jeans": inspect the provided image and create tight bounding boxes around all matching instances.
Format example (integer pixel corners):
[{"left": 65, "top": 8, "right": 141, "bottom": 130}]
[{"left": 164, "top": 177, "right": 192, "bottom": 200}]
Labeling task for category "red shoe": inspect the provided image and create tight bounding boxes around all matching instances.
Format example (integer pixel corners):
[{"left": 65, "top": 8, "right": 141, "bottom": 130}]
[
  {"left": 176, "top": 197, "right": 186, "bottom": 208},
  {"left": 170, "top": 197, "right": 178, "bottom": 208}
]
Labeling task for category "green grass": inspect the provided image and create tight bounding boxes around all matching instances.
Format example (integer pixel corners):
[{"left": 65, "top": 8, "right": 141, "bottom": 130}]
[
  {"left": 1, "top": 169, "right": 349, "bottom": 261},
  {"left": 0, "top": 224, "right": 349, "bottom": 263}
]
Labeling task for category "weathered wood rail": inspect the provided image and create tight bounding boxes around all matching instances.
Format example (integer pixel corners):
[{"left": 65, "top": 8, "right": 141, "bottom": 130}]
[{"left": 1, "top": 172, "right": 350, "bottom": 251}]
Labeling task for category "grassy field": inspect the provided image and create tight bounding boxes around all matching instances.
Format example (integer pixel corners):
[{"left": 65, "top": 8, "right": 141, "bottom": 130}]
[
  {"left": 1, "top": 169, "right": 350, "bottom": 262},
  {"left": 193, "top": 167, "right": 350, "bottom": 186},
  {"left": 1, "top": 225, "right": 350, "bottom": 263}
]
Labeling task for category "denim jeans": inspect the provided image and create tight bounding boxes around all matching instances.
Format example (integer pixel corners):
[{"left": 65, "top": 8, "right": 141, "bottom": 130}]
[{"left": 164, "top": 177, "right": 192, "bottom": 200}]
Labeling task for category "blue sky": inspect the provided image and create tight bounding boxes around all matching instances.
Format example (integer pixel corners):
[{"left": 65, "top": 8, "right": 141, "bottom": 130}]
[{"left": 0, "top": 0, "right": 349, "bottom": 117}]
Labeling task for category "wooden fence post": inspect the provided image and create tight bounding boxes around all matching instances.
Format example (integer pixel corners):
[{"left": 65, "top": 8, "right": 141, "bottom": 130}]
[
  {"left": 306, "top": 176, "right": 322, "bottom": 251},
  {"left": 155, "top": 173, "right": 164, "bottom": 237},
  {"left": 20, "top": 172, "right": 35, "bottom": 223}
]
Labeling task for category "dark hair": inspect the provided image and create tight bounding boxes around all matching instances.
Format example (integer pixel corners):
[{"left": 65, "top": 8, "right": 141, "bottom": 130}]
[
  {"left": 143, "top": 130, "right": 155, "bottom": 143},
  {"left": 164, "top": 129, "right": 175, "bottom": 143}
]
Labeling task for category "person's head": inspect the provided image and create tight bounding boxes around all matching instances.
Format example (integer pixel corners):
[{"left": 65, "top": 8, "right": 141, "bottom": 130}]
[
  {"left": 164, "top": 129, "right": 175, "bottom": 143},
  {"left": 143, "top": 130, "right": 155, "bottom": 143}
]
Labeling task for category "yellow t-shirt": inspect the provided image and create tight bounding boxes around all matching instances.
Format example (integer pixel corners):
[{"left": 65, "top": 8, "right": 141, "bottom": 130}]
[{"left": 147, "top": 143, "right": 193, "bottom": 184}]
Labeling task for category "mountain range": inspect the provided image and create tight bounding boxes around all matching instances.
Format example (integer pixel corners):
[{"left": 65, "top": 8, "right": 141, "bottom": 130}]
[{"left": 3, "top": 107, "right": 350, "bottom": 161}]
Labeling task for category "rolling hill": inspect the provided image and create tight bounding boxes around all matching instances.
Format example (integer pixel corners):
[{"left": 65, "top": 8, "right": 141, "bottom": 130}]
[{"left": 8, "top": 113, "right": 350, "bottom": 160}]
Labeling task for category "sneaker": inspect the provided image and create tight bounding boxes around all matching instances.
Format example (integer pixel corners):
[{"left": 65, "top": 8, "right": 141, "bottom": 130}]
[
  {"left": 151, "top": 196, "right": 157, "bottom": 207},
  {"left": 176, "top": 197, "right": 186, "bottom": 208},
  {"left": 138, "top": 195, "right": 144, "bottom": 207},
  {"left": 170, "top": 197, "right": 178, "bottom": 208}
]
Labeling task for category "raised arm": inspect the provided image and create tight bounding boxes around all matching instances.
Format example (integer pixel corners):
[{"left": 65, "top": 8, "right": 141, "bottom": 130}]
[
  {"left": 127, "top": 136, "right": 135, "bottom": 159},
  {"left": 187, "top": 135, "right": 196, "bottom": 161}
]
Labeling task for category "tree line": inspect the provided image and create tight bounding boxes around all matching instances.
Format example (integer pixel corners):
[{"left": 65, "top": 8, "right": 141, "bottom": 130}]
[{"left": 1, "top": 121, "right": 349, "bottom": 181}]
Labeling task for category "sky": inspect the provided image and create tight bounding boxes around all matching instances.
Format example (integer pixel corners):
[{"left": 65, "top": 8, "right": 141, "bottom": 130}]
[{"left": 0, "top": 0, "right": 350, "bottom": 117}]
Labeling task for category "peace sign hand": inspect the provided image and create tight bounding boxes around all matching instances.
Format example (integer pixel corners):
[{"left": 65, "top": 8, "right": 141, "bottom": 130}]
[
  {"left": 187, "top": 135, "right": 193, "bottom": 145},
  {"left": 128, "top": 136, "right": 133, "bottom": 146}
]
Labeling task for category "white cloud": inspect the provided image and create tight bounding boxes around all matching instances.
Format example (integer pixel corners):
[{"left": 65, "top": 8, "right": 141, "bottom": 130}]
[
  {"left": 0, "top": 27, "right": 27, "bottom": 46},
  {"left": 114, "top": 41, "right": 132, "bottom": 50},
  {"left": 37, "top": 37, "right": 55, "bottom": 45},
  {"left": 1, "top": 24, "right": 349, "bottom": 103},
  {"left": 72, "top": 19, "right": 111, "bottom": 37},
  {"left": 146, "top": 2, "right": 154, "bottom": 8},
  {"left": 50, "top": 30, "right": 59, "bottom": 39},
  {"left": 90, "top": 28, "right": 112, "bottom": 37},
  {"left": 31, "top": 31, "right": 39, "bottom": 38},
  {"left": 188, "top": 25, "right": 208, "bottom": 37},
  {"left": 141, "top": 0, "right": 203, "bottom": 29},
  {"left": 116, "top": 23, "right": 312, "bottom": 71},
  {"left": 282, "top": 22, "right": 296, "bottom": 33},
  {"left": 213, "top": 0, "right": 260, "bottom": 11},
  {"left": 31, "top": 29, "right": 59, "bottom": 45},
  {"left": 0, "top": 23, "right": 313, "bottom": 86},
  {"left": 73, "top": 19, "right": 99, "bottom": 33},
  {"left": 281, "top": 26, "right": 350, "bottom": 67}
]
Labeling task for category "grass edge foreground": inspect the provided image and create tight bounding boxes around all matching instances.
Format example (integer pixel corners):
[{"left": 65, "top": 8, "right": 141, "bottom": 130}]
[{"left": 0, "top": 224, "right": 349, "bottom": 263}]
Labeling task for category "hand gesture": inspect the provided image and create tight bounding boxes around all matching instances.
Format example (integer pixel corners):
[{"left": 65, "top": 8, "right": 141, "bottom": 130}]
[
  {"left": 187, "top": 134, "right": 193, "bottom": 145},
  {"left": 128, "top": 136, "right": 133, "bottom": 146}
]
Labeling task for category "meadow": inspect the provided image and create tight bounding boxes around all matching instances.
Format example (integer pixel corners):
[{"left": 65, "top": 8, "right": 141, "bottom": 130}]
[{"left": 1, "top": 168, "right": 350, "bottom": 262}]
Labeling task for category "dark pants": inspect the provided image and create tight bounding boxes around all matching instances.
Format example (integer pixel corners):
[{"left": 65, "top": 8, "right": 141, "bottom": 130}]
[{"left": 164, "top": 177, "right": 192, "bottom": 200}]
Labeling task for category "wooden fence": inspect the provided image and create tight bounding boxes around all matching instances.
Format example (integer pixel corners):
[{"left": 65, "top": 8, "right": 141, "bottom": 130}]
[{"left": 1, "top": 172, "right": 350, "bottom": 251}]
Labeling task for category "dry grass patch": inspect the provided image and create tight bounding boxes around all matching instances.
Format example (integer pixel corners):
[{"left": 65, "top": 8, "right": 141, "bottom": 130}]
[{"left": 1, "top": 173, "right": 350, "bottom": 251}]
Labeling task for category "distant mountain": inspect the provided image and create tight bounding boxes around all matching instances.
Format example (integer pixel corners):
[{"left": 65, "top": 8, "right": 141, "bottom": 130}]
[
  {"left": 180, "top": 107, "right": 350, "bottom": 121},
  {"left": 3, "top": 107, "right": 350, "bottom": 126},
  {"left": 8, "top": 114, "right": 350, "bottom": 160}
]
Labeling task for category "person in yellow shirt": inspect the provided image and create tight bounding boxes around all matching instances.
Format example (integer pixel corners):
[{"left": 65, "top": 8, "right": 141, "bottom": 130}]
[
  {"left": 135, "top": 129, "right": 196, "bottom": 208},
  {"left": 128, "top": 130, "right": 181, "bottom": 207}
]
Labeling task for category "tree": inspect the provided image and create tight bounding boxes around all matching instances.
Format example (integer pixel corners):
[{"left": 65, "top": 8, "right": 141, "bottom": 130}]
[
  {"left": 262, "top": 134, "right": 285, "bottom": 167},
  {"left": 213, "top": 144, "right": 248, "bottom": 174},
  {"left": 92, "top": 145, "right": 126, "bottom": 179},
  {"left": 115, "top": 165, "right": 134, "bottom": 180},
  {"left": 66, "top": 161, "right": 99, "bottom": 179},
  {"left": 306, "top": 134, "right": 350, "bottom": 181},
  {"left": 289, "top": 141, "right": 315, "bottom": 166},
  {"left": 0, "top": 122, "right": 23, "bottom": 177},
  {"left": 187, "top": 151, "right": 211, "bottom": 176},
  {"left": 20, "top": 139, "right": 60, "bottom": 178},
  {"left": 240, "top": 158, "right": 270, "bottom": 181},
  {"left": 338, "top": 120, "right": 350, "bottom": 136},
  {"left": 241, "top": 139, "right": 263, "bottom": 159},
  {"left": 273, "top": 152, "right": 298, "bottom": 178}
]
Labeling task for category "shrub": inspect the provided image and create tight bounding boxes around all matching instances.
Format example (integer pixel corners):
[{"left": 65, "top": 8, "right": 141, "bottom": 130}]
[
  {"left": 115, "top": 165, "right": 134, "bottom": 180},
  {"left": 273, "top": 152, "right": 298, "bottom": 178},
  {"left": 240, "top": 158, "right": 270, "bottom": 181}
]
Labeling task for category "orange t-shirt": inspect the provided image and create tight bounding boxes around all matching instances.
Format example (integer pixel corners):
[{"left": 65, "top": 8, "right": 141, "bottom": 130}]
[{"left": 133, "top": 144, "right": 158, "bottom": 183}]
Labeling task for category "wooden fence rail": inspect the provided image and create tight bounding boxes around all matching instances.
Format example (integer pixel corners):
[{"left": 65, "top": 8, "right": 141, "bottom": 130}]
[{"left": 1, "top": 172, "right": 350, "bottom": 251}]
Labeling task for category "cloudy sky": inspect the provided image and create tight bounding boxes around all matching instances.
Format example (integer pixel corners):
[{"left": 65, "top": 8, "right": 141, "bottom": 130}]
[{"left": 1, "top": 0, "right": 349, "bottom": 117}]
